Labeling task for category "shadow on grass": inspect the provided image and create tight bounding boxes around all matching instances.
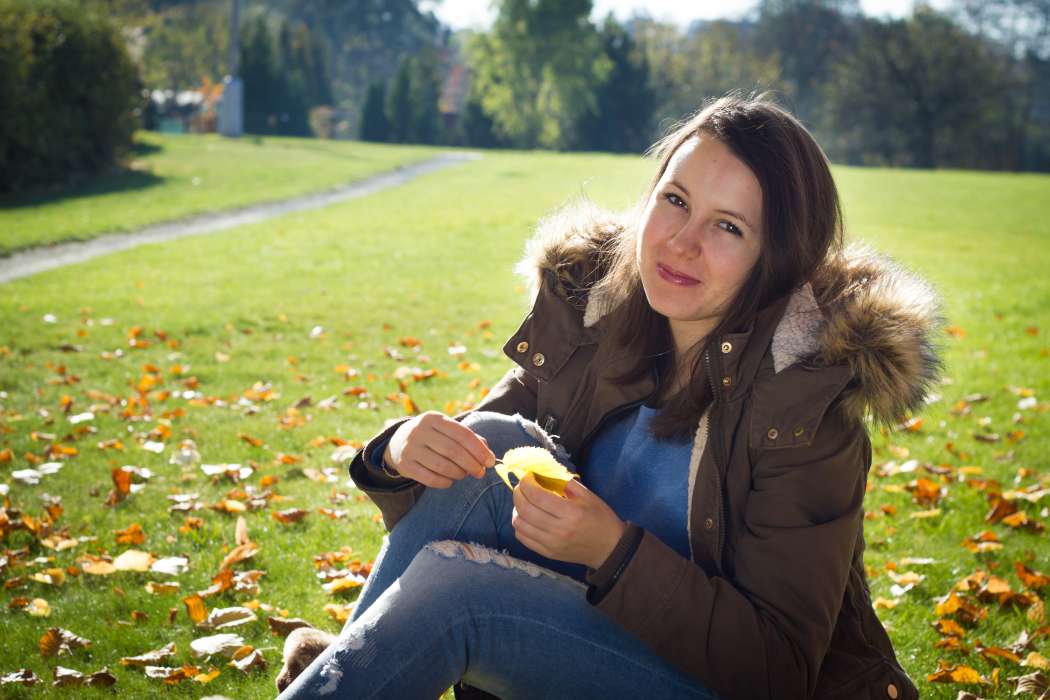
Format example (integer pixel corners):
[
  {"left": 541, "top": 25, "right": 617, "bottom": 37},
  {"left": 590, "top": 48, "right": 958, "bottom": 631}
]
[{"left": 0, "top": 165, "right": 166, "bottom": 211}]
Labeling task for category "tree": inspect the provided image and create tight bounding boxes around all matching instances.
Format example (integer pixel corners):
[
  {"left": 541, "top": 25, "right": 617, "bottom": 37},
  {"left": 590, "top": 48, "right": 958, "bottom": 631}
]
[
  {"left": 0, "top": 0, "right": 140, "bottom": 191},
  {"left": 755, "top": 0, "right": 857, "bottom": 124},
  {"left": 571, "top": 16, "right": 655, "bottom": 153},
  {"left": 824, "top": 8, "right": 1015, "bottom": 168},
  {"left": 386, "top": 56, "right": 414, "bottom": 143},
  {"left": 360, "top": 82, "right": 389, "bottom": 142},
  {"left": 240, "top": 14, "right": 331, "bottom": 137},
  {"left": 465, "top": 0, "right": 611, "bottom": 149}
]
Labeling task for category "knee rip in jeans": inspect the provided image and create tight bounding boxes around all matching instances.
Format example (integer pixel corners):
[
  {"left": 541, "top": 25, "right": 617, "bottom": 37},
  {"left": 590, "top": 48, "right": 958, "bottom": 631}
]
[
  {"left": 514, "top": 414, "right": 571, "bottom": 462},
  {"left": 425, "top": 540, "right": 561, "bottom": 581}
]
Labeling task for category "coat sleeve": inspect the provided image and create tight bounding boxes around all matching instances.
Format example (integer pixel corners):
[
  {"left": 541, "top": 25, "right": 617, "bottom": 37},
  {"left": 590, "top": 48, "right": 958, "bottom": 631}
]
[
  {"left": 589, "top": 405, "right": 868, "bottom": 700},
  {"left": 347, "top": 365, "right": 539, "bottom": 530}
]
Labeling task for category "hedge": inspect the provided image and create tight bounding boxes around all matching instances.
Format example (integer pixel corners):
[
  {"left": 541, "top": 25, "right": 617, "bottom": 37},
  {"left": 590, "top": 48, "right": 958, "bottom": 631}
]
[{"left": 0, "top": 0, "right": 139, "bottom": 192}]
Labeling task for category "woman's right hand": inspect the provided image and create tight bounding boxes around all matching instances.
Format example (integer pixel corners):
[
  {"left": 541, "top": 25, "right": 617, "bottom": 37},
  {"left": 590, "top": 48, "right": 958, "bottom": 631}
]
[{"left": 383, "top": 411, "right": 496, "bottom": 488}]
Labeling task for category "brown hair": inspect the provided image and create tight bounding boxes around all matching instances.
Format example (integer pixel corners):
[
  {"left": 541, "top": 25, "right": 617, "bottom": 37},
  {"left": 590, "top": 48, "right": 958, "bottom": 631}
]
[{"left": 593, "top": 93, "right": 844, "bottom": 439}]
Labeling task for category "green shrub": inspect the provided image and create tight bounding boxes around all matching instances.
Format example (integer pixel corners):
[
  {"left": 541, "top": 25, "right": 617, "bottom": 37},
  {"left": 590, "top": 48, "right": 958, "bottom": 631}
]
[{"left": 0, "top": 0, "right": 139, "bottom": 192}]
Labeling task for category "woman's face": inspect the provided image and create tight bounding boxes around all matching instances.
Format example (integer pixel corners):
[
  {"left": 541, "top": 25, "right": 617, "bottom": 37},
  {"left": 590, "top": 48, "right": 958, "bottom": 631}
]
[{"left": 636, "top": 134, "right": 763, "bottom": 352}]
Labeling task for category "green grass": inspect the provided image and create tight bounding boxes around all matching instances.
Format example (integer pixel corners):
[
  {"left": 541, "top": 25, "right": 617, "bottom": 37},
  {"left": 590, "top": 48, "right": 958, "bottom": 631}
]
[
  {"left": 0, "top": 131, "right": 441, "bottom": 255},
  {"left": 0, "top": 143, "right": 1047, "bottom": 698}
]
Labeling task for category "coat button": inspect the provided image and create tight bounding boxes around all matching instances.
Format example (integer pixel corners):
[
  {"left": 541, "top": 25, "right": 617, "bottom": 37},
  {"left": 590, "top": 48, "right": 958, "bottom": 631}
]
[
  {"left": 886, "top": 683, "right": 899, "bottom": 699},
  {"left": 532, "top": 353, "right": 545, "bottom": 367},
  {"left": 721, "top": 341, "right": 732, "bottom": 354},
  {"left": 516, "top": 341, "right": 529, "bottom": 353},
  {"left": 793, "top": 426, "right": 805, "bottom": 437},
  {"left": 704, "top": 517, "right": 714, "bottom": 530},
  {"left": 721, "top": 376, "right": 732, "bottom": 387},
  {"left": 767, "top": 428, "right": 779, "bottom": 440}
]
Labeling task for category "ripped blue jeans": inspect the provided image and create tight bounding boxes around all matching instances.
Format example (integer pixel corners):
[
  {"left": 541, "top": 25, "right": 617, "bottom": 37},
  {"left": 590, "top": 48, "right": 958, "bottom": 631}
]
[{"left": 277, "top": 411, "right": 719, "bottom": 700}]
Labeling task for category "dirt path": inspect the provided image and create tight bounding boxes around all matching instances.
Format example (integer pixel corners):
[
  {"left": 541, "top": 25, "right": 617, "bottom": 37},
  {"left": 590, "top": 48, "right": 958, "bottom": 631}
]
[{"left": 0, "top": 152, "right": 480, "bottom": 285}]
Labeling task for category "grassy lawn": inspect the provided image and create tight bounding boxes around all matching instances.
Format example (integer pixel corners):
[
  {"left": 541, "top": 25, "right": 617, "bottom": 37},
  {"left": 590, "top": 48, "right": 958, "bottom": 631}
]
[
  {"left": 0, "top": 131, "right": 441, "bottom": 256},
  {"left": 0, "top": 143, "right": 1047, "bottom": 698}
]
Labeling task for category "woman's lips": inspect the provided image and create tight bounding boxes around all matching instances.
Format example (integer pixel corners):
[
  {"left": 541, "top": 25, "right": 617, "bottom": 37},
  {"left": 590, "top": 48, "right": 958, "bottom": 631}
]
[{"left": 657, "top": 263, "right": 700, "bottom": 286}]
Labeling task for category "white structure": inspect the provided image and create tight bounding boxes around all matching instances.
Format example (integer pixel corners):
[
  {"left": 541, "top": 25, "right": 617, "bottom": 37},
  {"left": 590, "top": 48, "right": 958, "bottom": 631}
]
[{"left": 219, "top": 0, "right": 243, "bottom": 137}]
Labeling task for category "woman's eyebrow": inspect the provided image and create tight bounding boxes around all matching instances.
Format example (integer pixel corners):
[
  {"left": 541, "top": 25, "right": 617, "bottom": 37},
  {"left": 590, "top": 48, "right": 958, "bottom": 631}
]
[
  {"left": 717, "top": 208, "right": 753, "bottom": 229},
  {"left": 669, "top": 179, "right": 690, "bottom": 196}
]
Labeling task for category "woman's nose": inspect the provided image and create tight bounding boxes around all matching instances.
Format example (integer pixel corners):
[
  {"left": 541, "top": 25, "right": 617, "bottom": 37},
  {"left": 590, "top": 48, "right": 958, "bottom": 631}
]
[{"left": 666, "top": 219, "right": 704, "bottom": 257}]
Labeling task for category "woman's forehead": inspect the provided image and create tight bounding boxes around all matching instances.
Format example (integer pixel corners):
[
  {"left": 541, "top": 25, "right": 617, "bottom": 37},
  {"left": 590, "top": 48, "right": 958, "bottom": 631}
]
[{"left": 662, "top": 135, "right": 762, "bottom": 216}]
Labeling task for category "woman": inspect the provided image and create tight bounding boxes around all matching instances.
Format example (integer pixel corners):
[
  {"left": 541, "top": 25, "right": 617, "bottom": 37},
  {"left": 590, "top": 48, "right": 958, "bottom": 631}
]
[{"left": 276, "top": 95, "right": 938, "bottom": 699}]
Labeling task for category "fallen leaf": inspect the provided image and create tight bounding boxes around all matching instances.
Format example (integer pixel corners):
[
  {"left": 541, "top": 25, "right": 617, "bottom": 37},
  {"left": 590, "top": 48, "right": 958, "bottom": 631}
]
[
  {"left": 51, "top": 666, "right": 116, "bottom": 688},
  {"left": 27, "top": 598, "right": 51, "bottom": 617},
  {"left": 197, "top": 606, "right": 257, "bottom": 630},
  {"left": 115, "top": 522, "right": 145, "bottom": 545},
  {"left": 145, "top": 581, "right": 181, "bottom": 594},
  {"left": 39, "top": 627, "right": 91, "bottom": 657},
  {"left": 121, "top": 642, "right": 177, "bottom": 667},
  {"left": 1022, "top": 652, "right": 1049, "bottom": 670},
  {"left": 183, "top": 594, "right": 208, "bottom": 624},
  {"left": 272, "top": 508, "right": 309, "bottom": 524},
  {"left": 267, "top": 616, "right": 314, "bottom": 636},
  {"left": 219, "top": 541, "right": 259, "bottom": 570},
  {"left": 0, "top": 669, "right": 39, "bottom": 686},
  {"left": 113, "top": 549, "right": 154, "bottom": 571},
  {"left": 928, "top": 660, "right": 990, "bottom": 684},
  {"left": 189, "top": 633, "right": 245, "bottom": 658},
  {"left": 228, "top": 648, "right": 267, "bottom": 673}
]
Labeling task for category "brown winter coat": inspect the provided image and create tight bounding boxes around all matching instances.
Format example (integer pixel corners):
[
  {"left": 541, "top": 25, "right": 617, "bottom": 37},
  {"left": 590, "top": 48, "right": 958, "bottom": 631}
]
[{"left": 348, "top": 209, "right": 940, "bottom": 700}]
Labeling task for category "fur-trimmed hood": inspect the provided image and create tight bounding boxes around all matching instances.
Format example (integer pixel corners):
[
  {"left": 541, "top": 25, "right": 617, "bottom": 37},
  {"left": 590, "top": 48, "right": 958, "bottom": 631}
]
[{"left": 517, "top": 204, "right": 942, "bottom": 425}]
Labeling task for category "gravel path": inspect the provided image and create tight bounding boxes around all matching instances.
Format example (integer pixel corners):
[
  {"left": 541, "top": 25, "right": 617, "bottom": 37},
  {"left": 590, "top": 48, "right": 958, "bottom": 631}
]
[{"left": 0, "top": 151, "right": 480, "bottom": 285}]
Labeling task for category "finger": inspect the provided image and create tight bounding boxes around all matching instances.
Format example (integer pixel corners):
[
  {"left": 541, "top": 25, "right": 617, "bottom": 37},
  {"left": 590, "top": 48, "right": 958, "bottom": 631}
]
[
  {"left": 512, "top": 506, "right": 557, "bottom": 545},
  {"left": 519, "top": 473, "right": 573, "bottom": 519},
  {"left": 418, "top": 445, "right": 474, "bottom": 480},
  {"left": 435, "top": 418, "right": 497, "bottom": 468},
  {"left": 513, "top": 528, "right": 548, "bottom": 559},
  {"left": 512, "top": 489, "right": 560, "bottom": 536},
  {"left": 399, "top": 460, "right": 453, "bottom": 489},
  {"left": 423, "top": 431, "right": 486, "bottom": 475}
]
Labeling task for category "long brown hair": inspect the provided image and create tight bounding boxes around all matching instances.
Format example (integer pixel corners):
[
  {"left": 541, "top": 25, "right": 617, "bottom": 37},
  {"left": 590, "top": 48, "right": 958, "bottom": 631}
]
[{"left": 593, "top": 93, "right": 844, "bottom": 439}]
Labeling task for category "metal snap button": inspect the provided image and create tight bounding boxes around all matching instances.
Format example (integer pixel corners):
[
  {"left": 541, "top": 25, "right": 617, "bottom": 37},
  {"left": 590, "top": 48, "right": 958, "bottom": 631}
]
[
  {"left": 886, "top": 683, "right": 899, "bottom": 699},
  {"left": 793, "top": 426, "right": 805, "bottom": 437},
  {"left": 704, "top": 518, "right": 714, "bottom": 530},
  {"left": 721, "top": 376, "right": 732, "bottom": 387},
  {"left": 532, "top": 353, "right": 545, "bottom": 367},
  {"left": 721, "top": 341, "right": 732, "bottom": 354},
  {"left": 767, "top": 428, "right": 779, "bottom": 440},
  {"left": 516, "top": 341, "right": 529, "bottom": 353}
]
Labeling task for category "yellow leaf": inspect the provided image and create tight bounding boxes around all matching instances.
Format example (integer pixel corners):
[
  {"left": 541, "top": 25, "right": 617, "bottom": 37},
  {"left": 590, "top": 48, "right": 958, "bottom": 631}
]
[
  {"left": 1022, "top": 651, "right": 1049, "bottom": 670},
  {"left": 495, "top": 446, "right": 578, "bottom": 496},
  {"left": 113, "top": 549, "right": 154, "bottom": 571},
  {"left": 27, "top": 598, "right": 51, "bottom": 617}
]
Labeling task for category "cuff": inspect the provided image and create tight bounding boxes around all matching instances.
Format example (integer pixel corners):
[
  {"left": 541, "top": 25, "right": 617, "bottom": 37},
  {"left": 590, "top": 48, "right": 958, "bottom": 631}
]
[
  {"left": 585, "top": 523, "right": 644, "bottom": 605},
  {"left": 350, "top": 419, "right": 414, "bottom": 490}
]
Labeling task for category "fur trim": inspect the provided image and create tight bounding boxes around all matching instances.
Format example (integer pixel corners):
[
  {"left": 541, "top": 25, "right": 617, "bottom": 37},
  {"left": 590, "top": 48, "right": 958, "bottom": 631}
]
[
  {"left": 518, "top": 207, "right": 942, "bottom": 426},
  {"left": 516, "top": 200, "right": 625, "bottom": 305},
  {"left": 812, "top": 244, "right": 943, "bottom": 425}
]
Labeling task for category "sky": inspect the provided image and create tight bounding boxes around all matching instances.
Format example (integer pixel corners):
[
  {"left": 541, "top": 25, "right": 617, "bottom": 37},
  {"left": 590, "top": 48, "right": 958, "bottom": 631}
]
[{"left": 422, "top": 0, "right": 951, "bottom": 31}]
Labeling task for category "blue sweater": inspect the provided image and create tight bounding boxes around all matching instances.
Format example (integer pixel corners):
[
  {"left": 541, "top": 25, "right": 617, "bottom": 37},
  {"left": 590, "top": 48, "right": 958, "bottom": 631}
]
[{"left": 581, "top": 405, "right": 693, "bottom": 560}]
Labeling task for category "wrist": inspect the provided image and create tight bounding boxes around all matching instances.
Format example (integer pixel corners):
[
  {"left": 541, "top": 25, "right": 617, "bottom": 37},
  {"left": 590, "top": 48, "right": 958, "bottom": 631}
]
[
  {"left": 589, "top": 519, "right": 628, "bottom": 570},
  {"left": 380, "top": 444, "right": 401, "bottom": 479}
]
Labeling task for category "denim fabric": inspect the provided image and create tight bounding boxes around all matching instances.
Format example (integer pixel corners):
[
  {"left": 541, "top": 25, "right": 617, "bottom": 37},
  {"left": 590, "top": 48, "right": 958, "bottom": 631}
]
[{"left": 277, "top": 411, "right": 719, "bottom": 700}]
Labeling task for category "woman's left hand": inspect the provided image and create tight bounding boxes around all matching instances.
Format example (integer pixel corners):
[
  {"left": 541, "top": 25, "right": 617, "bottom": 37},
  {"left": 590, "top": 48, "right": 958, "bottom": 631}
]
[{"left": 512, "top": 474, "right": 627, "bottom": 570}]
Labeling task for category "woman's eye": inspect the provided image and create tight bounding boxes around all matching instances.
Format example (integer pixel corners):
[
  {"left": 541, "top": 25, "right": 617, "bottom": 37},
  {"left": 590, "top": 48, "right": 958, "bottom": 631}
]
[
  {"left": 718, "top": 220, "right": 743, "bottom": 236},
  {"left": 663, "top": 192, "right": 686, "bottom": 209}
]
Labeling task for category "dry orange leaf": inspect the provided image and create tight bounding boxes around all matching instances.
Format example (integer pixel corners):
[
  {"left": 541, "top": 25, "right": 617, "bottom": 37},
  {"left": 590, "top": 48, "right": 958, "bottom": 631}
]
[
  {"left": 272, "top": 508, "right": 309, "bottom": 524},
  {"left": 219, "top": 542, "right": 259, "bottom": 570},
  {"left": 1016, "top": 563, "right": 1050, "bottom": 590},
  {"left": 238, "top": 433, "right": 264, "bottom": 448},
  {"left": 115, "top": 523, "right": 145, "bottom": 545},
  {"left": 183, "top": 594, "right": 208, "bottom": 624},
  {"left": 927, "top": 660, "right": 989, "bottom": 684}
]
